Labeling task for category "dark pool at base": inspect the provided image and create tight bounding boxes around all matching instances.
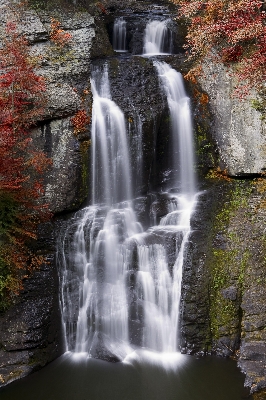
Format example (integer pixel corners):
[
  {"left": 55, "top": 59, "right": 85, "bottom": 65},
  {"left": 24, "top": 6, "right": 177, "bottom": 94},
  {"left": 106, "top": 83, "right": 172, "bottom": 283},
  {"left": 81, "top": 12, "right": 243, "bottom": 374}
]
[{"left": 0, "top": 353, "right": 252, "bottom": 400}]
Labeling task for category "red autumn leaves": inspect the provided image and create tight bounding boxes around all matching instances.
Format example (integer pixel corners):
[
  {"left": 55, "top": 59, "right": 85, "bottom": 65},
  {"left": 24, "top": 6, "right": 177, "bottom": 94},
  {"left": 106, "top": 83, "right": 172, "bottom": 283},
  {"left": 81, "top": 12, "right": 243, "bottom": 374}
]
[
  {"left": 0, "top": 22, "right": 52, "bottom": 304},
  {"left": 174, "top": 0, "right": 266, "bottom": 97}
]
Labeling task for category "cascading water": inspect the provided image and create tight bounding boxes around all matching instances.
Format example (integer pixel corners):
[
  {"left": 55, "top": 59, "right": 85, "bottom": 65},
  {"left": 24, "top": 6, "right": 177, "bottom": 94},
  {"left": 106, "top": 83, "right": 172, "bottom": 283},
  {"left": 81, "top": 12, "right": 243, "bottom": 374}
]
[
  {"left": 143, "top": 19, "right": 172, "bottom": 55},
  {"left": 113, "top": 18, "right": 127, "bottom": 52},
  {"left": 59, "top": 19, "right": 196, "bottom": 365},
  {"left": 91, "top": 66, "right": 132, "bottom": 204},
  {"left": 135, "top": 31, "right": 196, "bottom": 354},
  {"left": 154, "top": 61, "right": 195, "bottom": 197}
]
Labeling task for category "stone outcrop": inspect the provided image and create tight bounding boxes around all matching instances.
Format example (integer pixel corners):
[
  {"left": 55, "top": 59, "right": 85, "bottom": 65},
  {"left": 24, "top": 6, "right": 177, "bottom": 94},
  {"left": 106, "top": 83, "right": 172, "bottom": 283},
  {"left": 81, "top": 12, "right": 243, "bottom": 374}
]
[
  {"left": 29, "top": 10, "right": 95, "bottom": 213},
  {"left": 199, "top": 60, "right": 266, "bottom": 176}
]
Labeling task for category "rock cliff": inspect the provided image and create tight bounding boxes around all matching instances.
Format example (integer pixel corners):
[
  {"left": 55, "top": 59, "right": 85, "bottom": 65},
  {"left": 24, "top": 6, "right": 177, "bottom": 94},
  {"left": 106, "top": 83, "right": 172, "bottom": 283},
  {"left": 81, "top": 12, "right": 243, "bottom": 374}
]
[{"left": 199, "top": 59, "right": 266, "bottom": 176}]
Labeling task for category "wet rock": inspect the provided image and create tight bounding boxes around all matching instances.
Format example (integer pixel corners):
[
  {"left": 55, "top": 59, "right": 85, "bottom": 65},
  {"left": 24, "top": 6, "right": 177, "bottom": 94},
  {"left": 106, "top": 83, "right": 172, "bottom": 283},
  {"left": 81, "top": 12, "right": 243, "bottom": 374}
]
[
  {"left": 89, "top": 334, "right": 121, "bottom": 363},
  {"left": 0, "top": 223, "right": 63, "bottom": 386},
  {"left": 132, "top": 196, "right": 152, "bottom": 228},
  {"left": 0, "top": 5, "right": 98, "bottom": 214},
  {"left": 221, "top": 286, "right": 238, "bottom": 301},
  {"left": 32, "top": 118, "right": 89, "bottom": 213}
]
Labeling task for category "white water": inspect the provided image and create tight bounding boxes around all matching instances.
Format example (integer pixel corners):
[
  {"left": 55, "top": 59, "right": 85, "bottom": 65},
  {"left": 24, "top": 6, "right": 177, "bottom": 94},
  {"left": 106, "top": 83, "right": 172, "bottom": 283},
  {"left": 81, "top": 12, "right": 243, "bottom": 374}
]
[
  {"left": 91, "top": 66, "right": 132, "bottom": 204},
  {"left": 143, "top": 19, "right": 172, "bottom": 55},
  {"left": 113, "top": 18, "right": 127, "bottom": 52},
  {"left": 59, "top": 20, "right": 196, "bottom": 365},
  {"left": 154, "top": 61, "right": 196, "bottom": 197}
]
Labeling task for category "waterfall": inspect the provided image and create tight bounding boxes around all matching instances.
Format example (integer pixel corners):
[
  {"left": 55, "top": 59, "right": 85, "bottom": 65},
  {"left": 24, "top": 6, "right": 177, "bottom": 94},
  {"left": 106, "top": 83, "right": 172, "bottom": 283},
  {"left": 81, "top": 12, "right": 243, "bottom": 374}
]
[
  {"left": 91, "top": 65, "right": 132, "bottom": 205},
  {"left": 154, "top": 61, "right": 196, "bottom": 197},
  {"left": 113, "top": 18, "right": 127, "bottom": 52},
  {"left": 143, "top": 19, "right": 172, "bottom": 55},
  {"left": 129, "top": 108, "right": 143, "bottom": 193},
  {"left": 59, "top": 19, "right": 196, "bottom": 364}
]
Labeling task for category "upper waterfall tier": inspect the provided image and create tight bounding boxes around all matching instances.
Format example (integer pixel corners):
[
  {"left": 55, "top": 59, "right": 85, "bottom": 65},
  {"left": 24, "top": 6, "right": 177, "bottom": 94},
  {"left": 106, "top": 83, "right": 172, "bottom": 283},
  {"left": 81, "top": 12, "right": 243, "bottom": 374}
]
[
  {"left": 143, "top": 19, "right": 172, "bottom": 55},
  {"left": 113, "top": 18, "right": 127, "bottom": 52}
]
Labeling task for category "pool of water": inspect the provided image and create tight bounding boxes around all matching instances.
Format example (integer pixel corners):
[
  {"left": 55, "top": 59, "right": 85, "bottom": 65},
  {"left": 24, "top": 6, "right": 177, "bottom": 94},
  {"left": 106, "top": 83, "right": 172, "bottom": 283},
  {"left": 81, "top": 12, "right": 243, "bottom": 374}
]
[{"left": 0, "top": 352, "right": 252, "bottom": 400}]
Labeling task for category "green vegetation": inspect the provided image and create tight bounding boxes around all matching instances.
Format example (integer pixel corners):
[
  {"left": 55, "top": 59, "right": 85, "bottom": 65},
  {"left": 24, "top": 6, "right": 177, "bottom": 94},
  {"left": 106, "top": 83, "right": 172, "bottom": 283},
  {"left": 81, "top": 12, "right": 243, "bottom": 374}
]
[
  {"left": 251, "top": 94, "right": 266, "bottom": 121},
  {"left": 0, "top": 193, "right": 20, "bottom": 311},
  {"left": 253, "top": 390, "right": 266, "bottom": 400},
  {"left": 208, "top": 182, "right": 252, "bottom": 342},
  {"left": 195, "top": 122, "right": 216, "bottom": 173}
]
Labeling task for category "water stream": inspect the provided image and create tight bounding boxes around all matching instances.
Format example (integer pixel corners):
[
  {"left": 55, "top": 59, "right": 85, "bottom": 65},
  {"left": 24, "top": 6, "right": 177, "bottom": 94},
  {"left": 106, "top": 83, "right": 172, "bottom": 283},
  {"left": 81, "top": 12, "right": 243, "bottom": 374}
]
[
  {"left": 59, "top": 19, "right": 197, "bottom": 365},
  {"left": 113, "top": 18, "right": 127, "bottom": 52},
  {"left": 143, "top": 19, "right": 172, "bottom": 55}
]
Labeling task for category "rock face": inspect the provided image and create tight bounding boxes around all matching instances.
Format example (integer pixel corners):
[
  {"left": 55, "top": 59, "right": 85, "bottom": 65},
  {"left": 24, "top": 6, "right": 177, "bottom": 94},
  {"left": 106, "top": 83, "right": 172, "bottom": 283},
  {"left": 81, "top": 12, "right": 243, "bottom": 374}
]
[
  {"left": 237, "top": 192, "right": 266, "bottom": 394},
  {"left": 199, "top": 60, "right": 266, "bottom": 176},
  {"left": 29, "top": 10, "right": 96, "bottom": 214},
  {"left": 0, "top": 1, "right": 103, "bottom": 214},
  {"left": 183, "top": 52, "right": 266, "bottom": 396},
  {"left": 32, "top": 118, "right": 89, "bottom": 213},
  {"left": 180, "top": 178, "right": 266, "bottom": 395},
  {"left": 0, "top": 222, "right": 63, "bottom": 385}
]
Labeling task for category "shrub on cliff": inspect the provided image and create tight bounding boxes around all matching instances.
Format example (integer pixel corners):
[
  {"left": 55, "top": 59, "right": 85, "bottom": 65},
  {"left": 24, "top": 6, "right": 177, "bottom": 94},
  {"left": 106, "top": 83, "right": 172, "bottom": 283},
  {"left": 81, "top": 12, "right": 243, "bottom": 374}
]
[
  {"left": 172, "top": 0, "right": 266, "bottom": 100},
  {"left": 0, "top": 22, "right": 51, "bottom": 311}
]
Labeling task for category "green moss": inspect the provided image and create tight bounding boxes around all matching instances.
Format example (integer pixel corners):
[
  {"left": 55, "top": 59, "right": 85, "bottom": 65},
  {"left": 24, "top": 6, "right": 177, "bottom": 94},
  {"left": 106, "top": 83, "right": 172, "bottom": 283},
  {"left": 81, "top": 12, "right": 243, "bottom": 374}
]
[
  {"left": 46, "top": 44, "right": 75, "bottom": 66},
  {"left": 210, "top": 248, "right": 250, "bottom": 340},
  {"left": 196, "top": 124, "right": 211, "bottom": 154},
  {"left": 108, "top": 58, "right": 120, "bottom": 78},
  {"left": 135, "top": 56, "right": 149, "bottom": 68},
  {"left": 209, "top": 182, "right": 251, "bottom": 341},
  {"left": 195, "top": 122, "right": 216, "bottom": 173},
  {"left": 250, "top": 93, "right": 266, "bottom": 121}
]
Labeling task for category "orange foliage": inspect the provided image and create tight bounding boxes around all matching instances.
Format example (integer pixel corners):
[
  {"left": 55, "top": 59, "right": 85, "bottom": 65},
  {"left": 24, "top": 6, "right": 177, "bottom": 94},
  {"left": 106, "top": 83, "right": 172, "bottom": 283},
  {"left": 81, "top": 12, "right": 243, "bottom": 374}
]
[
  {"left": 50, "top": 18, "right": 72, "bottom": 48},
  {"left": 207, "top": 167, "right": 231, "bottom": 181},
  {"left": 71, "top": 109, "right": 90, "bottom": 135},
  {"left": 184, "top": 69, "right": 199, "bottom": 84},
  {"left": 193, "top": 88, "right": 209, "bottom": 105},
  {"left": 71, "top": 87, "right": 91, "bottom": 136}
]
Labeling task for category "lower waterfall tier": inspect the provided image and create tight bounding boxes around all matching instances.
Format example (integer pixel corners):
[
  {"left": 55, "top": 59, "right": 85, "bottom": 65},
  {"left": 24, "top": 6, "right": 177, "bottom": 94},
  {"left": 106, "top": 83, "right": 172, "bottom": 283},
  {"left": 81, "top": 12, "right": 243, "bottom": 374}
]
[{"left": 59, "top": 192, "right": 196, "bottom": 360}]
